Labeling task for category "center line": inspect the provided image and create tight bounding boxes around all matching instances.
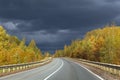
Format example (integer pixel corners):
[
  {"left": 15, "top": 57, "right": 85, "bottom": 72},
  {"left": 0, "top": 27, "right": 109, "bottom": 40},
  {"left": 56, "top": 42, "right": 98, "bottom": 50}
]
[{"left": 44, "top": 59, "right": 64, "bottom": 80}]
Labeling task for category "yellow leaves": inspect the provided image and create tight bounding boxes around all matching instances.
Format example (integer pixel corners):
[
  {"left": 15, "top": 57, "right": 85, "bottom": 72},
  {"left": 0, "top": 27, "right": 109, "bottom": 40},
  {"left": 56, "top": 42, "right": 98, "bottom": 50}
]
[
  {"left": 0, "top": 26, "right": 43, "bottom": 65},
  {"left": 99, "top": 36, "right": 104, "bottom": 43},
  {"left": 0, "top": 26, "right": 6, "bottom": 38},
  {"left": 89, "top": 35, "right": 95, "bottom": 42}
]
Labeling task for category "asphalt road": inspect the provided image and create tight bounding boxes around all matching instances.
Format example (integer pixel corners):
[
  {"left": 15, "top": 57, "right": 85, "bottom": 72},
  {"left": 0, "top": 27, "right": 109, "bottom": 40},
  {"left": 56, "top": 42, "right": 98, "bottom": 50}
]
[{"left": 0, "top": 58, "right": 104, "bottom": 80}]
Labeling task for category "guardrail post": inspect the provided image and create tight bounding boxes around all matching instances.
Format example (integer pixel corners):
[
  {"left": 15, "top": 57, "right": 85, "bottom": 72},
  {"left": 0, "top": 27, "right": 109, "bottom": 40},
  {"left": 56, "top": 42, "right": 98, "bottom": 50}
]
[
  {"left": 109, "top": 68, "right": 112, "bottom": 73},
  {"left": 116, "top": 69, "right": 119, "bottom": 75},
  {"left": 3, "top": 68, "right": 5, "bottom": 73},
  {"left": 20, "top": 66, "right": 22, "bottom": 70},
  {"left": 106, "top": 67, "right": 109, "bottom": 72},
  {"left": 119, "top": 70, "right": 120, "bottom": 76},
  {"left": 17, "top": 67, "right": 19, "bottom": 70},
  {"left": 114, "top": 69, "right": 117, "bottom": 75},
  {"left": 8, "top": 68, "right": 11, "bottom": 72},
  {"left": 13, "top": 67, "right": 15, "bottom": 71}
]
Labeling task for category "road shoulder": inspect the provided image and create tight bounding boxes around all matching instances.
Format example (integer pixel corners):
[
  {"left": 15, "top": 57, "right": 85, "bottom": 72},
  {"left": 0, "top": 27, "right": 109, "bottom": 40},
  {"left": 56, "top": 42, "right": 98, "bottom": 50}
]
[{"left": 65, "top": 58, "right": 120, "bottom": 80}]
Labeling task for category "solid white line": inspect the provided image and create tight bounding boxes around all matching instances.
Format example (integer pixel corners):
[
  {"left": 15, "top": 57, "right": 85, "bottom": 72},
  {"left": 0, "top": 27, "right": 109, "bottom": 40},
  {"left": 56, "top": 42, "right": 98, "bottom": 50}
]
[
  {"left": 74, "top": 62, "right": 104, "bottom": 80},
  {"left": 44, "top": 59, "right": 64, "bottom": 80}
]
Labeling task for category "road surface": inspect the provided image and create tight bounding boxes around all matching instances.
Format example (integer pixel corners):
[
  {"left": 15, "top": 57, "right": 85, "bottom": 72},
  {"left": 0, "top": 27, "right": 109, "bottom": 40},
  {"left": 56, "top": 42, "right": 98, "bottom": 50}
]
[{"left": 0, "top": 58, "right": 103, "bottom": 80}]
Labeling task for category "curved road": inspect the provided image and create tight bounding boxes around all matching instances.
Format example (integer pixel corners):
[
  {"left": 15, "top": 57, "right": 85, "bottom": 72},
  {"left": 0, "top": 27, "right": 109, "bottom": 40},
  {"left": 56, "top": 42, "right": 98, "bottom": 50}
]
[{"left": 0, "top": 58, "right": 103, "bottom": 80}]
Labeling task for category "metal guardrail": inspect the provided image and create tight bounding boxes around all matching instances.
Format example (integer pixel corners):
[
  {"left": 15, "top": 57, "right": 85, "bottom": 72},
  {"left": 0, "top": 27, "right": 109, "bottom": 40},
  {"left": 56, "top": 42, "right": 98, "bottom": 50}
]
[
  {"left": 78, "top": 59, "right": 120, "bottom": 76},
  {"left": 0, "top": 57, "right": 52, "bottom": 75}
]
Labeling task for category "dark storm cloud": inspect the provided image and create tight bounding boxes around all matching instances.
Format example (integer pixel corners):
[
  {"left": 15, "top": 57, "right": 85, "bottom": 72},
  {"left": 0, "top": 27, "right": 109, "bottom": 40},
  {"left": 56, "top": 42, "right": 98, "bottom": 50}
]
[
  {"left": 0, "top": 0, "right": 120, "bottom": 30},
  {"left": 0, "top": 0, "right": 120, "bottom": 53}
]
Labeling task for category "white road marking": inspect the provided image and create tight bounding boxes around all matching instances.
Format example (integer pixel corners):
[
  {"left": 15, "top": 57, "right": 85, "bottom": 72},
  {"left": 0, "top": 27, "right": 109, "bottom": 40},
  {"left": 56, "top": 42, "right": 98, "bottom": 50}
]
[
  {"left": 74, "top": 62, "right": 104, "bottom": 80},
  {"left": 44, "top": 59, "right": 64, "bottom": 80}
]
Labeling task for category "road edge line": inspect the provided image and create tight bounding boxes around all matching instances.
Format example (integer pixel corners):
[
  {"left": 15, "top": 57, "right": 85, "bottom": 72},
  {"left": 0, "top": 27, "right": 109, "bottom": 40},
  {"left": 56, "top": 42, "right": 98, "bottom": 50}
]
[
  {"left": 44, "top": 59, "right": 64, "bottom": 80},
  {"left": 74, "top": 62, "right": 104, "bottom": 80}
]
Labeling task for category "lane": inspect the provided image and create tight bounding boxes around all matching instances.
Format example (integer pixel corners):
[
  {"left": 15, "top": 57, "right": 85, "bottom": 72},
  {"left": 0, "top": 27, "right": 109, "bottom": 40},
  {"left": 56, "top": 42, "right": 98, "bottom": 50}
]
[{"left": 0, "top": 58, "right": 104, "bottom": 80}]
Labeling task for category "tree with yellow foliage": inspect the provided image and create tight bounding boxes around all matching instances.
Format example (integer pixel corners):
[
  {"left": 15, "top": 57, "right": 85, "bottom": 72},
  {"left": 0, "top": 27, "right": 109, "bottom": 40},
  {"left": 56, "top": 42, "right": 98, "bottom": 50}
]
[{"left": 0, "top": 26, "right": 44, "bottom": 65}]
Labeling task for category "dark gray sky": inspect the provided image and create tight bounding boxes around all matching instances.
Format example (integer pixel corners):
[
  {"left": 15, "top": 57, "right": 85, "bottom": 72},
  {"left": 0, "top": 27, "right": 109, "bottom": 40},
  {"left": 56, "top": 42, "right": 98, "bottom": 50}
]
[{"left": 0, "top": 0, "right": 120, "bottom": 53}]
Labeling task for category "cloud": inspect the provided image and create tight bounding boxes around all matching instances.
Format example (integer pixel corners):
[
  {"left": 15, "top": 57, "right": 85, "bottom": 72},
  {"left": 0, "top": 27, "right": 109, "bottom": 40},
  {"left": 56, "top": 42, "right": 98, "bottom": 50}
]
[
  {"left": 1, "top": 22, "right": 18, "bottom": 30},
  {"left": 58, "top": 29, "right": 70, "bottom": 33},
  {"left": 0, "top": 0, "right": 120, "bottom": 53},
  {"left": 20, "top": 29, "right": 79, "bottom": 44}
]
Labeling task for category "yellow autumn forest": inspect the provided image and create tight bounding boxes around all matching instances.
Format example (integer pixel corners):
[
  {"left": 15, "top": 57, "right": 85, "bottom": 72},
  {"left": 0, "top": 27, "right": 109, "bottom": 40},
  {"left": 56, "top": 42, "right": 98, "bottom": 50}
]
[
  {"left": 55, "top": 25, "right": 120, "bottom": 65},
  {"left": 0, "top": 26, "right": 44, "bottom": 65}
]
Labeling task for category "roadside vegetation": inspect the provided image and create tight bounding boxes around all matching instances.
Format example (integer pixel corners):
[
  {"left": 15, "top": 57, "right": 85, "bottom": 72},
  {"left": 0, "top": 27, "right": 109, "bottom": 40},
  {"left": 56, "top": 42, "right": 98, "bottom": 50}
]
[
  {"left": 0, "top": 26, "right": 45, "bottom": 65},
  {"left": 54, "top": 24, "right": 120, "bottom": 65}
]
